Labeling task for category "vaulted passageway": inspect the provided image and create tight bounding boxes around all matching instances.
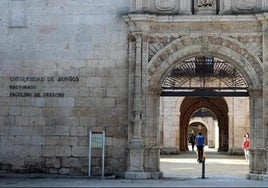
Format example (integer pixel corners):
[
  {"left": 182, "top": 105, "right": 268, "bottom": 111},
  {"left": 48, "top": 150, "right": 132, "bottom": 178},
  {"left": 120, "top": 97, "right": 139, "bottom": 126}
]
[{"left": 179, "top": 97, "right": 229, "bottom": 152}]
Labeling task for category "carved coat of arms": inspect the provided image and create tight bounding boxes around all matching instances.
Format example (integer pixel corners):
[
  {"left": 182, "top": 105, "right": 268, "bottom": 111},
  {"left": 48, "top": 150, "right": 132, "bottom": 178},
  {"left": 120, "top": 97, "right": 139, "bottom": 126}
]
[
  {"left": 155, "top": 0, "right": 176, "bottom": 10},
  {"left": 234, "top": 0, "right": 256, "bottom": 10}
]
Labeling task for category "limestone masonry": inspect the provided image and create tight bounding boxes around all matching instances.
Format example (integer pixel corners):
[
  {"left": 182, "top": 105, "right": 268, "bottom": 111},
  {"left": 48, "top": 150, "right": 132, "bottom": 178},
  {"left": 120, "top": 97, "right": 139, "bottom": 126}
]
[{"left": 0, "top": 0, "right": 267, "bottom": 181}]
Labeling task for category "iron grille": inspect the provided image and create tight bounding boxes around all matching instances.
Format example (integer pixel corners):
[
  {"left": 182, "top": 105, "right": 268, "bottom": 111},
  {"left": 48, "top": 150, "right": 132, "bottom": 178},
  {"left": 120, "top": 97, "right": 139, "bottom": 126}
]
[{"left": 162, "top": 57, "right": 248, "bottom": 89}]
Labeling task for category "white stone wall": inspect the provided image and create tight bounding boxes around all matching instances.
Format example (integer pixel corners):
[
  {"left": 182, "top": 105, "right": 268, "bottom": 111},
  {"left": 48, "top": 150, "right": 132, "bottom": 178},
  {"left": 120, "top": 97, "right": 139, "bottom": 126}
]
[
  {"left": 0, "top": 0, "right": 130, "bottom": 176},
  {"left": 226, "top": 97, "right": 250, "bottom": 152}
]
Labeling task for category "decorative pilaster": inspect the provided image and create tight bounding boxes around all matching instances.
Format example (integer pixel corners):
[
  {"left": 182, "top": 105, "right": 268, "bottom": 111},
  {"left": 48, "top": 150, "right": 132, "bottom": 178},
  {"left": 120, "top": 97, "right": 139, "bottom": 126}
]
[
  {"left": 125, "top": 32, "right": 147, "bottom": 179},
  {"left": 261, "top": 14, "right": 268, "bottom": 180}
]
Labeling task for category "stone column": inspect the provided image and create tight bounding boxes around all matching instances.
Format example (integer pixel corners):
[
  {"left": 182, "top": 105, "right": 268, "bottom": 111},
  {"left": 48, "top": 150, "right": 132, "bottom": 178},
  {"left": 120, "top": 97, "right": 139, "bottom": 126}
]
[
  {"left": 144, "top": 88, "right": 163, "bottom": 179},
  {"left": 261, "top": 14, "right": 268, "bottom": 180},
  {"left": 247, "top": 89, "right": 267, "bottom": 180},
  {"left": 125, "top": 32, "right": 147, "bottom": 179}
]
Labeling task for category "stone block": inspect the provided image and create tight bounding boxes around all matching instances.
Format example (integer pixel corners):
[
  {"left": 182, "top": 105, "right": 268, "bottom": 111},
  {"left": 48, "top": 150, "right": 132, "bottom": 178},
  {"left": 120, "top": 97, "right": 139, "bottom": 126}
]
[
  {"left": 45, "top": 136, "right": 78, "bottom": 146},
  {"left": 79, "top": 117, "right": 96, "bottom": 127},
  {"left": 42, "top": 108, "right": 62, "bottom": 117},
  {"left": 77, "top": 136, "right": 88, "bottom": 146},
  {"left": 64, "top": 117, "right": 80, "bottom": 127},
  {"left": 14, "top": 135, "right": 31, "bottom": 145},
  {"left": 59, "top": 97, "right": 74, "bottom": 107},
  {"left": 30, "top": 116, "right": 46, "bottom": 126},
  {"left": 45, "top": 157, "right": 61, "bottom": 168},
  {"left": 31, "top": 127, "right": 43, "bottom": 135},
  {"left": 22, "top": 107, "right": 42, "bottom": 116},
  {"left": 78, "top": 88, "right": 90, "bottom": 97},
  {"left": 15, "top": 116, "right": 30, "bottom": 126},
  {"left": 27, "top": 146, "right": 42, "bottom": 157},
  {"left": 74, "top": 98, "right": 95, "bottom": 107},
  {"left": 31, "top": 98, "right": 45, "bottom": 107},
  {"left": 43, "top": 126, "right": 69, "bottom": 136},
  {"left": 90, "top": 88, "right": 106, "bottom": 97},
  {"left": 0, "top": 107, "right": 9, "bottom": 116},
  {"left": 71, "top": 146, "right": 88, "bottom": 157},
  {"left": 10, "top": 126, "right": 30, "bottom": 136},
  {"left": 54, "top": 146, "right": 72, "bottom": 157},
  {"left": 59, "top": 168, "right": 70, "bottom": 175},
  {"left": 102, "top": 98, "right": 116, "bottom": 108},
  {"left": 124, "top": 171, "right": 148, "bottom": 179},
  {"left": 9, "top": 0, "right": 26, "bottom": 28},
  {"left": 0, "top": 125, "right": 9, "bottom": 136},
  {"left": 49, "top": 168, "right": 59, "bottom": 174},
  {"left": 69, "top": 126, "right": 88, "bottom": 136},
  {"left": 263, "top": 175, "right": 268, "bottom": 181},
  {"left": 86, "top": 77, "right": 101, "bottom": 88},
  {"left": 62, "top": 157, "right": 81, "bottom": 168},
  {"left": 42, "top": 146, "right": 55, "bottom": 157},
  {"left": 31, "top": 136, "right": 45, "bottom": 145},
  {"left": 9, "top": 107, "right": 21, "bottom": 116}
]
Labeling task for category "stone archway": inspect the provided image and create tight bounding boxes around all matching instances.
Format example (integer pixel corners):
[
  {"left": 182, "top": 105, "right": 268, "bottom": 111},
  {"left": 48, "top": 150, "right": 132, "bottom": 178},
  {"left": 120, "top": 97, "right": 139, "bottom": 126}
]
[
  {"left": 144, "top": 35, "right": 264, "bottom": 180},
  {"left": 180, "top": 97, "right": 228, "bottom": 152},
  {"left": 125, "top": 32, "right": 265, "bottom": 179},
  {"left": 148, "top": 35, "right": 262, "bottom": 88}
]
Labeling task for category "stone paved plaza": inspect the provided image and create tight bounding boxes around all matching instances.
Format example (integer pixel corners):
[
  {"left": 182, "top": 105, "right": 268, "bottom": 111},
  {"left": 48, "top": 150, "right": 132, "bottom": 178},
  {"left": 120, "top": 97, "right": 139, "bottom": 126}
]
[{"left": 0, "top": 147, "right": 267, "bottom": 187}]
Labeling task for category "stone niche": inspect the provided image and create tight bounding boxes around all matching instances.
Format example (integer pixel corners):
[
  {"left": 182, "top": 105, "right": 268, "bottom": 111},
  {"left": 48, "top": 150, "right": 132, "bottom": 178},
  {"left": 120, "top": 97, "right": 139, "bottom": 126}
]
[
  {"left": 220, "top": 0, "right": 267, "bottom": 14},
  {"left": 231, "top": 0, "right": 262, "bottom": 13},
  {"left": 129, "top": 0, "right": 192, "bottom": 15},
  {"left": 194, "top": 0, "right": 217, "bottom": 15}
]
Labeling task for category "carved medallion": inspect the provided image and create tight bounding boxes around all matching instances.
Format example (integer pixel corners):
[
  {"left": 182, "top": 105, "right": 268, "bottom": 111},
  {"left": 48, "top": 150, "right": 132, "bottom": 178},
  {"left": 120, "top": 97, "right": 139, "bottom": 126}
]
[
  {"left": 155, "top": 0, "right": 176, "bottom": 11},
  {"left": 234, "top": 0, "right": 256, "bottom": 10}
]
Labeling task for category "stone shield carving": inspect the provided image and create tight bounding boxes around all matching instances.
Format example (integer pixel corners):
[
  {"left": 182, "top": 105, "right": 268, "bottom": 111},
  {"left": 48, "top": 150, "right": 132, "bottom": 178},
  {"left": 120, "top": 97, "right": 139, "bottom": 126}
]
[
  {"left": 155, "top": 0, "right": 176, "bottom": 10},
  {"left": 234, "top": 0, "right": 256, "bottom": 10}
]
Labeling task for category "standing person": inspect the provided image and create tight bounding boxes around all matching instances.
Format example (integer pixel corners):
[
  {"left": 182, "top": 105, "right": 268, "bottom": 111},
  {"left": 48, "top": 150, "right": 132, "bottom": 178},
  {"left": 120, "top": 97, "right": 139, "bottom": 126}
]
[
  {"left": 189, "top": 133, "right": 195, "bottom": 151},
  {"left": 195, "top": 132, "right": 205, "bottom": 163},
  {"left": 242, "top": 133, "right": 250, "bottom": 161}
]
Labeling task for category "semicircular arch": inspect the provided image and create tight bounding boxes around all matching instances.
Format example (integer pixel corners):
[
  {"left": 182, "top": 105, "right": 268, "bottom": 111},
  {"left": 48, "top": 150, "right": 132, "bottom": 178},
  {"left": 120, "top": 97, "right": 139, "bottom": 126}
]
[
  {"left": 180, "top": 97, "right": 229, "bottom": 151},
  {"left": 148, "top": 35, "right": 262, "bottom": 90}
]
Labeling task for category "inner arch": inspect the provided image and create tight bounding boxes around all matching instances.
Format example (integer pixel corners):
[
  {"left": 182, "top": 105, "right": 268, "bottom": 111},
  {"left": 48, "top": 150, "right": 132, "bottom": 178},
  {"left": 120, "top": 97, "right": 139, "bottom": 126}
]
[
  {"left": 180, "top": 97, "right": 229, "bottom": 151},
  {"left": 162, "top": 56, "right": 248, "bottom": 89}
]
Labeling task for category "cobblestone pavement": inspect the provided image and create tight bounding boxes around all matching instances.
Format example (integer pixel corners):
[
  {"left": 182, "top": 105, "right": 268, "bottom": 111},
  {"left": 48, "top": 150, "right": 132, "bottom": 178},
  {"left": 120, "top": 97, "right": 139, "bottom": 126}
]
[{"left": 0, "top": 147, "right": 267, "bottom": 187}]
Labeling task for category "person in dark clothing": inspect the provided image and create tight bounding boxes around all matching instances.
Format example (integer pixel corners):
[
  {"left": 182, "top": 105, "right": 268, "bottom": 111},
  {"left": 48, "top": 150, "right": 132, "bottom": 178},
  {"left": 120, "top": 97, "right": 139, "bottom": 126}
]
[
  {"left": 189, "top": 133, "right": 195, "bottom": 151},
  {"left": 195, "top": 132, "right": 205, "bottom": 163}
]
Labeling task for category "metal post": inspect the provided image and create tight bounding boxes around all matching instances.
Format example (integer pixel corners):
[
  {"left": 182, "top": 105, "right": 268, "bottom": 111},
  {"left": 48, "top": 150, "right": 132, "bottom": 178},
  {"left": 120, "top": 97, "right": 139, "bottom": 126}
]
[
  {"left": 201, "top": 160, "right": 205, "bottom": 179},
  {"left": 88, "top": 131, "right": 92, "bottom": 177}
]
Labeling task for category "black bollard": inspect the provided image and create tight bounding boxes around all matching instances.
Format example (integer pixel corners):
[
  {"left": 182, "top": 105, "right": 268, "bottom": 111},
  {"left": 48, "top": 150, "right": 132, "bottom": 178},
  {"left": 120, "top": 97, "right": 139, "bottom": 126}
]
[{"left": 201, "top": 159, "right": 205, "bottom": 179}]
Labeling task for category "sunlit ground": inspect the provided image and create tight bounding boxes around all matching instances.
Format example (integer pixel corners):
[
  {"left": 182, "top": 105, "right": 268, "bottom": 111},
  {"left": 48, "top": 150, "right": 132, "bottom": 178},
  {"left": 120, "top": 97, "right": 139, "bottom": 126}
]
[{"left": 160, "top": 146, "right": 249, "bottom": 179}]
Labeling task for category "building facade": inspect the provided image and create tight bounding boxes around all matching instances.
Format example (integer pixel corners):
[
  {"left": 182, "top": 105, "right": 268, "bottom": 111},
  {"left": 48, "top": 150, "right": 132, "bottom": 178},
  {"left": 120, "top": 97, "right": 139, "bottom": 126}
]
[{"left": 0, "top": 0, "right": 267, "bottom": 180}]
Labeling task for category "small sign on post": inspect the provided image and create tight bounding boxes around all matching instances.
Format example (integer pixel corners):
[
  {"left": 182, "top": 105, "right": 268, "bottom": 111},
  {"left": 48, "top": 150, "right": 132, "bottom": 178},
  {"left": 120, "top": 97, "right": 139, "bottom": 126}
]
[{"left": 88, "top": 131, "right": 105, "bottom": 178}]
